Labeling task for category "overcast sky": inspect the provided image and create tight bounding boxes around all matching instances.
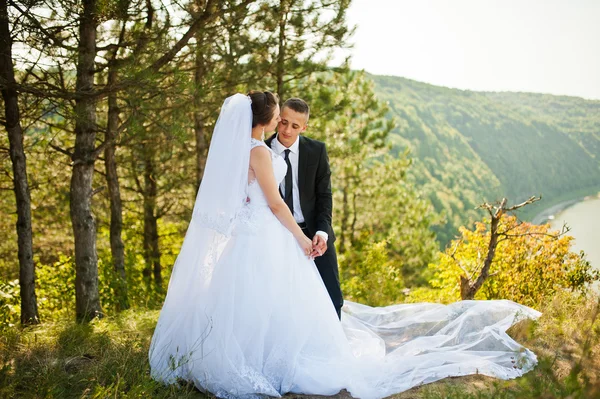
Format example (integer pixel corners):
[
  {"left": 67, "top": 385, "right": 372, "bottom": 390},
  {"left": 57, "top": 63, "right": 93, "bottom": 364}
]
[{"left": 337, "top": 0, "right": 600, "bottom": 100}]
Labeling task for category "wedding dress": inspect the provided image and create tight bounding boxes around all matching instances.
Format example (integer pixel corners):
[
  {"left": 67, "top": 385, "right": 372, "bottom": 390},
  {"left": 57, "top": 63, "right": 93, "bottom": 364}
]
[{"left": 149, "top": 94, "right": 541, "bottom": 399}]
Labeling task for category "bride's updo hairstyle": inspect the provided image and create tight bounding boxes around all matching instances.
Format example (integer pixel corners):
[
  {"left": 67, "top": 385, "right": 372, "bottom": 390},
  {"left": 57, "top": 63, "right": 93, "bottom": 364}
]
[{"left": 248, "top": 90, "right": 279, "bottom": 128}]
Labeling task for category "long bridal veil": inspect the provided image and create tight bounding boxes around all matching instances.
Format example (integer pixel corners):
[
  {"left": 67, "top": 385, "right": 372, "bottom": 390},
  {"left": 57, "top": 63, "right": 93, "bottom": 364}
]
[
  {"left": 149, "top": 93, "right": 542, "bottom": 399},
  {"left": 149, "top": 94, "right": 253, "bottom": 382}
]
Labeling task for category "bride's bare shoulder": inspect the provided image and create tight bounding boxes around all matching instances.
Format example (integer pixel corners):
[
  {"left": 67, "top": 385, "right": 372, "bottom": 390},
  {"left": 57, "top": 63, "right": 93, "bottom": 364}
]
[{"left": 250, "top": 145, "right": 271, "bottom": 164}]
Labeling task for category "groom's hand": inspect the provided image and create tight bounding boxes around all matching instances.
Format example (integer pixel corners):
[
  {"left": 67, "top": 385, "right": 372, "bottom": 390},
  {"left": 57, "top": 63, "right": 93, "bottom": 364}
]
[{"left": 311, "top": 235, "right": 327, "bottom": 258}]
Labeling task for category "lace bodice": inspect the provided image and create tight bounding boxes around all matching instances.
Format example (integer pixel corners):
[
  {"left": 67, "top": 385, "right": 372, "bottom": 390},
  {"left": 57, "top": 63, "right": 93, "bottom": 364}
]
[{"left": 248, "top": 138, "right": 286, "bottom": 207}]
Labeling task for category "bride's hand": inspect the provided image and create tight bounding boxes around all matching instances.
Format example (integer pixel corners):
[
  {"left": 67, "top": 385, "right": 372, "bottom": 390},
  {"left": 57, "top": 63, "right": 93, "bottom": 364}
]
[{"left": 296, "top": 234, "right": 314, "bottom": 258}]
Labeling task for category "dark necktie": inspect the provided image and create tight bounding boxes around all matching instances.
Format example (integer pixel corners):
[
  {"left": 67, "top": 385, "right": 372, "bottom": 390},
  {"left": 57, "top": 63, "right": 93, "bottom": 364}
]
[{"left": 283, "top": 149, "right": 294, "bottom": 215}]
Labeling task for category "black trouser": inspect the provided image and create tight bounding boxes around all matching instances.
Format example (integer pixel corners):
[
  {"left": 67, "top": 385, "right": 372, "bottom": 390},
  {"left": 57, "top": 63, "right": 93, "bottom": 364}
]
[{"left": 301, "top": 224, "right": 344, "bottom": 320}]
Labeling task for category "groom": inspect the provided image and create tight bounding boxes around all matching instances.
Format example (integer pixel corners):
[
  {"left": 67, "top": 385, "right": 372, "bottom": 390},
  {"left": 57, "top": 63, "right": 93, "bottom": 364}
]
[{"left": 265, "top": 98, "right": 344, "bottom": 320}]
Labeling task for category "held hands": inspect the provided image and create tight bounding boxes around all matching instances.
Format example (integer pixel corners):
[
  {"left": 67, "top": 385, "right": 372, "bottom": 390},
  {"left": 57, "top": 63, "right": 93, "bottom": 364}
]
[
  {"left": 310, "top": 235, "right": 327, "bottom": 258},
  {"left": 297, "top": 234, "right": 314, "bottom": 258},
  {"left": 296, "top": 234, "right": 327, "bottom": 259}
]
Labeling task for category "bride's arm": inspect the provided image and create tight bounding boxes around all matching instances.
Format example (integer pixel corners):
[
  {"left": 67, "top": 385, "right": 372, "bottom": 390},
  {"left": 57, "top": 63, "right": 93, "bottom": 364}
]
[{"left": 250, "top": 147, "right": 312, "bottom": 251}]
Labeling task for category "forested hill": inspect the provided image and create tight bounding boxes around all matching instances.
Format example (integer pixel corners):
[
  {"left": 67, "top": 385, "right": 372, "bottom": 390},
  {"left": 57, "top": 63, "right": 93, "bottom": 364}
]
[{"left": 370, "top": 74, "right": 600, "bottom": 245}]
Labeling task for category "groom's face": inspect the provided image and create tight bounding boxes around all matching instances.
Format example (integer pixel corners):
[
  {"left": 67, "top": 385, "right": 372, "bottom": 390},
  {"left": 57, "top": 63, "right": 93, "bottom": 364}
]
[{"left": 277, "top": 107, "right": 308, "bottom": 148}]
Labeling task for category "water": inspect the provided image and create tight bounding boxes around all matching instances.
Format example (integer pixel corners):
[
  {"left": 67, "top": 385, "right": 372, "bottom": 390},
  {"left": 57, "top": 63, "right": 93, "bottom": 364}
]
[{"left": 549, "top": 196, "right": 600, "bottom": 291}]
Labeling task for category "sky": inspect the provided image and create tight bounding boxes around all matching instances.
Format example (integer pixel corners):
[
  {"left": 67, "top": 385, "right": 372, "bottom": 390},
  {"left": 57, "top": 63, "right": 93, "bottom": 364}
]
[{"left": 336, "top": 0, "right": 600, "bottom": 100}]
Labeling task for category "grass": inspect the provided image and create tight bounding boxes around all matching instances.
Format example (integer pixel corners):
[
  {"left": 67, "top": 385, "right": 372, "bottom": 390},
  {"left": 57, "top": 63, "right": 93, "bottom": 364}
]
[
  {"left": 0, "top": 310, "right": 203, "bottom": 398},
  {"left": 1, "top": 291, "right": 599, "bottom": 399}
]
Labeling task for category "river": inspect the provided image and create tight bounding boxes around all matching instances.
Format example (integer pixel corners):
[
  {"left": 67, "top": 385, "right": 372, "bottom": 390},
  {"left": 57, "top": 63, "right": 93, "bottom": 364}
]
[{"left": 548, "top": 195, "right": 600, "bottom": 291}]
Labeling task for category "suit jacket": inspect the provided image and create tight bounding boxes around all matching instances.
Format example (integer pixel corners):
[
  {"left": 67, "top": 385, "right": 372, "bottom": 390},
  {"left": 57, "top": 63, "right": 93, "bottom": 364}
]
[{"left": 265, "top": 134, "right": 336, "bottom": 245}]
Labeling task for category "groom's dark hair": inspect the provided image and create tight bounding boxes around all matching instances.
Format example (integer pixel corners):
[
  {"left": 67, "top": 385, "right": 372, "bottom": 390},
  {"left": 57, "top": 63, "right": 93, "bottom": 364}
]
[{"left": 283, "top": 98, "right": 310, "bottom": 123}]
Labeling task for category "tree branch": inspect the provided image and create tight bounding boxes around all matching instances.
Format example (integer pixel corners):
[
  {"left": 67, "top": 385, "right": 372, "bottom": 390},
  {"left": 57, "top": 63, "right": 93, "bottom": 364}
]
[
  {"left": 91, "top": 186, "right": 105, "bottom": 196},
  {"left": 506, "top": 195, "right": 541, "bottom": 211},
  {"left": 8, "top": 0, "right": 78, "bottom": 51},
  {"left": 48, "top": 142, "right": 73, "bottom": 159}
]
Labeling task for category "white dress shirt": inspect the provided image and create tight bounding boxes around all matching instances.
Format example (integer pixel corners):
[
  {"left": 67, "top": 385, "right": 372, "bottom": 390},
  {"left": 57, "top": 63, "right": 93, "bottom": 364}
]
[{"left": 271, "top": 135, "right": 329, "bottom": 242}]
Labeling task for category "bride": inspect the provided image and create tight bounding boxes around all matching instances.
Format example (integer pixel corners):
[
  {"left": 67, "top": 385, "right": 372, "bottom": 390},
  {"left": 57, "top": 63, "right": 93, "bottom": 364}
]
[{"left": 149, "top": 92, "right": 541, "bottom": 399}]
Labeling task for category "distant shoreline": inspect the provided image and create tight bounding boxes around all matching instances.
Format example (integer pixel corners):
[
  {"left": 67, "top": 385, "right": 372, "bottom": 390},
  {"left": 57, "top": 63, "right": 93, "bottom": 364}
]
[{"left": 532, "top": 194, "right": 600, "bottom": 225}]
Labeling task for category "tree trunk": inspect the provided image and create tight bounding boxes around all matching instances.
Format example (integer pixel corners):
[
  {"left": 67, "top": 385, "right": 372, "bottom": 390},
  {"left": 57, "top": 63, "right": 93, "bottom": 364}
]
[
  {"left": 276, "top": 0, "right": 289, "bottom": 102},
  {"left": 0, "top": 0, "right": 40, "bottom": 325},
  {"left": 338, "top": 175, "right": 349, "bottom": 255},
  {"left": 104, "top": 66, "right": 129, "bottom": 310},
  {"left": 194, "top": 113, "right": 207, "bottom": 193},
  {"left": 142, "top": 150, "right": 161, "bottom": 289},
  {"left": 461, "top": 209, "right": 502, "bottom": 300},
  {"left": 71, "top": 0, "right": 102, "bottom": 321},
  {"left": 193, "top": 9, "right": 208, "bottom": 193},
  {"left": 350, "top": 190, "right": 357, "bottom": 247}
]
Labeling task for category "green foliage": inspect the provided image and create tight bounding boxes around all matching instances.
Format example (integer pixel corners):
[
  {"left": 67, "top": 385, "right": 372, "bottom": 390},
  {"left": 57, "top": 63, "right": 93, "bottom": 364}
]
[
  {"left": 348, "top": 155, "right": 441, "bottom": 287},
  {"left": 96, "top": 216, "right": 186, "bottom": 313},
  {"left": 96, "top": 213, "right": 186, "bottom": 313},
  {"left": 36, "top": 255, "right": 77, "bottom": 319},
  {"left": 0, "top": 217, "right": 185, "bottom": 329},
  {"left": 0, "top": 255, "right": 76, "bottom": 329},
  {"left": 340, "top": 238, "right": 405, "bottom": 307},
  {"left": 0, "top": 280, "right": 20, "bottom": 330}
]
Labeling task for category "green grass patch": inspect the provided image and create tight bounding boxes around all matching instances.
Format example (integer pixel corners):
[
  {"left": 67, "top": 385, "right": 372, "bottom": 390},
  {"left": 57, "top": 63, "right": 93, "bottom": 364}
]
[{"left": 0, "top": 309, "right": 205, "bottom": 398}]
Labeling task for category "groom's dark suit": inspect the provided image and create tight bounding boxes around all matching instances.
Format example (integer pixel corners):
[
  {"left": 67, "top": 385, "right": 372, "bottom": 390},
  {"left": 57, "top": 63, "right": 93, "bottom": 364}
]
[{"left": 265, "top": 134, "right": 344, "bottom": 319}]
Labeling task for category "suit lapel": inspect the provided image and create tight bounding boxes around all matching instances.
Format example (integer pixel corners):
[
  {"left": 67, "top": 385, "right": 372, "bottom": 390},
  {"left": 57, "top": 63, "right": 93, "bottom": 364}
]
[
  {"left": 265, "top": 134, "right": 276, "bottom": 148},
  {"left": 298, "top": 136, "right": 308, "bottom": 203}
]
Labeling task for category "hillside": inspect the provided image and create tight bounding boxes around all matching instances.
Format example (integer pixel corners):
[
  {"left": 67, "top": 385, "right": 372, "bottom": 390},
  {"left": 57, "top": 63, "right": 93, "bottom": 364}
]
[{"left": 371, "top": 75, "right": 600, "bottom": 245}]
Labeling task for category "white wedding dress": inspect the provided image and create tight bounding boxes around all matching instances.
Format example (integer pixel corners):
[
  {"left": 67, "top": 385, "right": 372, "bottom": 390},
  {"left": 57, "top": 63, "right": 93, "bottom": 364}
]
[{"left": 149, "top": 138, "right": 541, "bottom": 399}]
